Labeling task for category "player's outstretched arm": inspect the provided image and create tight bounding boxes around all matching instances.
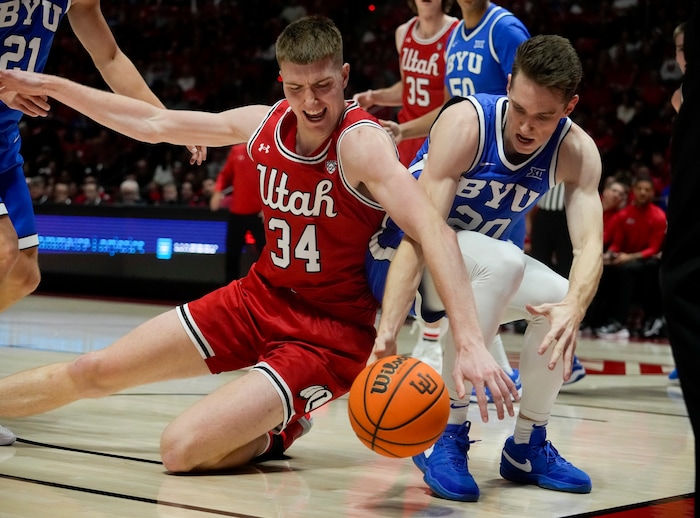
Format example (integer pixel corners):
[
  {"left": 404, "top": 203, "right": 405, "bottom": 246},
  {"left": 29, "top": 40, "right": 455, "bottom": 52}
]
[
  {"left": 533, "top": 125, "right": 603, "bottom": 380},
  {"left": 0, "top": 69, "right": 268, "bottom": 149},
  {"left": 67, "top": 0, "right": 207, "bottom": 164}
]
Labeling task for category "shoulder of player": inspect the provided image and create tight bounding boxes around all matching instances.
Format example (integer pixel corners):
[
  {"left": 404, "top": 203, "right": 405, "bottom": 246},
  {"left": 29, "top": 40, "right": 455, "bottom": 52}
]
[
  {"left": 65, "top": 0, "right": 101, "bottom": 18},
  {"left": 436, "top": 97, "right": 479, "bottom": 128},
  {"left": 337, "top": 123, "right": 399, "bottom": 187},
  {"left": 67, "top": 0, "right": 99, "bottom": 10},
  {"left": 562, "top": 121, "right": 598, "bottom": 155},
  {"left": 445, "top": 15, "right": 460, "bottom": 28},
  {"left": 337, "top": 122, "right": 394, "bottom": 159},
  {"left": 395, "top": 18, "right": 415, "bottom": 47},
  {"left": 557, "top": 122, "right": 602, "bottom": 184},
  {"left": 490, "top": 10, "right": 529, "bottom": 37}
]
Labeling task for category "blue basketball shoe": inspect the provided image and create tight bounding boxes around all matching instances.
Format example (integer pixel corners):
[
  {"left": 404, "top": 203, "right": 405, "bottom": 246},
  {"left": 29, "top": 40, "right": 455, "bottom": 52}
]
[
  {"left": 412, "top": 421, "right": 479, "bottom": 501},
  {"left": 500, "top": 425, "right": 591, "bottom": 493},
  {"left": 563, "top": 356, "right": 586, "bottom": 385},
  {"left": 470, "top": 368, "right": 521, "bottom": 403}
]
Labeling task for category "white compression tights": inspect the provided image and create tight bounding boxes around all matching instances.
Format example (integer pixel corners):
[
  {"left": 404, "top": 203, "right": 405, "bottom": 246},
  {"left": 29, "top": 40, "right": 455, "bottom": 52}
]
[{"left": 420, "top": 231, "right": 569, "bottom": 423}]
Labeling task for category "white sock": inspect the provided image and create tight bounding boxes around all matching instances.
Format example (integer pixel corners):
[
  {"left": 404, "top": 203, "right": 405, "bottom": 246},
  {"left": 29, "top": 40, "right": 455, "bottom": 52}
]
[
  {"left": 422, "top": 327, "right": 441, "bottom": 343},
  {"left": 419, "top": 318, "right": 443, "bottom": 342},
  {"left": 448, "top": 399, "right": 469, "bottom": 425},
  {"left": 514, "top": 417, "right": 547, "bottom": 444}
]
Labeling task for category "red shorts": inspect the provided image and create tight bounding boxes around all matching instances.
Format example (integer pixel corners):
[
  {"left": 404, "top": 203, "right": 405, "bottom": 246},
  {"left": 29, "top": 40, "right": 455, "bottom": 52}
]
[{"left": 178, "top": 268, "right": 376, "bottom": 427}]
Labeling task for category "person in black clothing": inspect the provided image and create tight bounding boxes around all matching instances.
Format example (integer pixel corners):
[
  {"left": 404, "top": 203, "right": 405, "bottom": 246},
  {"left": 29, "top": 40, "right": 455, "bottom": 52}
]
[{"left": 659, "top": 0, "right": 700, "bottom": 505}]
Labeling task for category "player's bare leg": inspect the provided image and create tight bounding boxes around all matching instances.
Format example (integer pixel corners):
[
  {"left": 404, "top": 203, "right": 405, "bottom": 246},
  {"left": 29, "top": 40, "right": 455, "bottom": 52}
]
[
  {"left": 0, "top": 218, "right": 40, "bottom": 312},
  {"left": 160, "top": 369, "right": 287, "bottom": 472},
  {"left": 0, "top": 311, "right": 209, "bottom": 418}
]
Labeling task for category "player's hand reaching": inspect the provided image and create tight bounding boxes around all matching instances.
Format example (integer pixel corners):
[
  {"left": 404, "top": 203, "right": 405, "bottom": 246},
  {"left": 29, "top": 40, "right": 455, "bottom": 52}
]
[
  {"left": 0, "top": 70, "right": 48, "bottom": 100},
  {"left": 187, "top": 145, "right": 207, "bottom": 165},
  {"left": 527, "top": 300, "right": 582, "bottom": 382},
  {"left": 371, "top": 328, "right": 398, "bottom": 363},
  {"left": 379, "top": 119, "right": 403, "bottom": 144},
  {"left": 0, "top": 90, "right": 51, "bottom": 117},
  {"left": 352, "top": 90, "right": 375, "bottom": 110},
  {"left": 452, "top": 344, "right": 518, "bottom": 423},
  {"left": 0, "top": 70, "right": 50, "bottom": 117}
]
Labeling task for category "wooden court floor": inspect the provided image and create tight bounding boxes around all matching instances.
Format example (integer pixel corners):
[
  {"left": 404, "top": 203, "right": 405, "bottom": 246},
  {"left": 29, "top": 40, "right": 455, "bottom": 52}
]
[{"left": 0, "top": 294, "right": 694, "bottom": 517}]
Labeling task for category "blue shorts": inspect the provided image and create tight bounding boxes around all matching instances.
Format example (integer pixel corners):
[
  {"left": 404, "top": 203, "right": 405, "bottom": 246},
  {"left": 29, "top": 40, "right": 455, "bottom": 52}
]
[
  {"left": 0, "top": 127, "right": 38, "bottom": 249},
  {"left": 365, "top": 220, "right": 445, "bottom": 323}
]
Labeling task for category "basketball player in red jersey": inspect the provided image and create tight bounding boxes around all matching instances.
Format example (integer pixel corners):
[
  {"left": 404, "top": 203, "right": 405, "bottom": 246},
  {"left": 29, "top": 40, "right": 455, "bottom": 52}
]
[
  {"left": 353, "top": 0, "right": 458, "bottom": 166},
  {"left": 0, "top": 16, "right": 517, "bottom": 473},
  {"left": 354, "top": 0, "right": 458, "bottom": 374}
]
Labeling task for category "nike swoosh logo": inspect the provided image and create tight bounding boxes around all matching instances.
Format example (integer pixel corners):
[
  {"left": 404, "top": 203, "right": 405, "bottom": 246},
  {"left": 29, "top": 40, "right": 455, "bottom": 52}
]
[
  {"left": 479, "top": 162, "right": 496, "bottom": 166},
  {"left": 450, "top": 402, "right": 469, "bottom": 409},
  {"left": 503, "top": 450, "right": 532, "bottom": 472}
]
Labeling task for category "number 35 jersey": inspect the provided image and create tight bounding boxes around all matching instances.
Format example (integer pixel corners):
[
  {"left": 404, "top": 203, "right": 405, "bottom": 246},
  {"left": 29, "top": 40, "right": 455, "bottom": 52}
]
[{"left": 248, "top": 100, "right": 386, "bottom": 326}]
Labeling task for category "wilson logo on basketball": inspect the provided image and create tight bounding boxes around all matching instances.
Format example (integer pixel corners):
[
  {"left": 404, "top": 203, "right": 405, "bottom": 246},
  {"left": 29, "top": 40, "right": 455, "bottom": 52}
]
[{"left": 370, "top": 355, "right": 411, "bottom": 393}]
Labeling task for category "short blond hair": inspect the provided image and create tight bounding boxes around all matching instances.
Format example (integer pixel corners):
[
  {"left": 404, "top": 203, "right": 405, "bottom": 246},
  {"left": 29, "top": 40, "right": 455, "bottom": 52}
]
[{"left": 275, "top": 15, "right": 343, "bottom": 67}]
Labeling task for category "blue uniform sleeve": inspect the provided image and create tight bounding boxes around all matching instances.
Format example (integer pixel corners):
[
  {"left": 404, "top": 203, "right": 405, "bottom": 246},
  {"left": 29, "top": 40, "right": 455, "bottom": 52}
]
[{"left": 492, "top": 17, "right": 531, "bottom": 78}]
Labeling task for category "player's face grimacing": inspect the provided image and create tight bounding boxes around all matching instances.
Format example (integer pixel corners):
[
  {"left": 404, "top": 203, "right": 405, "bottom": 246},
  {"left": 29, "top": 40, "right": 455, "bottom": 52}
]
[
  {"left": 280, "top": 57, "right": 349, "bottom": 144},
  {"left": 504, "top": 73, "right": 578, "bottom": 156}
]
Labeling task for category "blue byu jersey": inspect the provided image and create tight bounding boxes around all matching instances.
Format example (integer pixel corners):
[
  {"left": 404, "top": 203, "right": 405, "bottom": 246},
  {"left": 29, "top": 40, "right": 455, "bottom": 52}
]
[
  {"left": 366, "top": 94, "right": 572, "bottom": 307},
  {"left": 444, "top": 3, "right": 529, "bottom": 97},
  {"left": 0, "top": 0, "right": 70, "bottom": 132}
]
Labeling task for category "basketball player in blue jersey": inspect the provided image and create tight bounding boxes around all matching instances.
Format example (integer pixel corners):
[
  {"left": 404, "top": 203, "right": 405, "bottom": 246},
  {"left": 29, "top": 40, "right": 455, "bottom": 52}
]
[
  {"left": 0, "top": 0, "right": 202, "bottom": 446},
  {"left": 384, "top": 0, "right": 529, "bottom": 142},
  {"left": 367, "top": 35, "right": 603, "bottom": 501},
  {"left": 384, "top": 0, "right": 534, "bottom": 394}
]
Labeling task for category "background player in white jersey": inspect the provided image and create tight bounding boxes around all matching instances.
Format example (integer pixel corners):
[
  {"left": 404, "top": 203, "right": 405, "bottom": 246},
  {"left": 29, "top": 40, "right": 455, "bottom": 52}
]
[
  {"left": 0, "top": 16, "right": 518, "bottom": 473},
  {"left": 368, "top": 35, "right": 603, "bottom": 501},
  {"left": 0, "top": 0, "right": 202, "bottom": 447}
]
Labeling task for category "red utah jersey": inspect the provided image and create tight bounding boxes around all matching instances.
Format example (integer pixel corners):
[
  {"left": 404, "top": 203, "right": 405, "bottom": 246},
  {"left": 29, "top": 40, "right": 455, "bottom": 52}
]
[
  {"left": 397, "top": 16, "right": 459, "bottom": 164},
  {"left": 248, "top": 100, "right": 386, "bottom": 326}
]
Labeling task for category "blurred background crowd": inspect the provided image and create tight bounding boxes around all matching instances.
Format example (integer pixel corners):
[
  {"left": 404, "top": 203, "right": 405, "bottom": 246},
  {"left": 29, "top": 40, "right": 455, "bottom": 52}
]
[{"left": 20, "top": 0, "right": 689, "bottom": 209}]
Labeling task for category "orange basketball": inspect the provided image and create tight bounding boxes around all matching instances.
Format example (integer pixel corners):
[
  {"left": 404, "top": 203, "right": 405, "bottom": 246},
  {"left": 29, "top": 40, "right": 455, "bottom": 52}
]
[{"left": 348, "top": 354, "right": 449, "bottom": 458}]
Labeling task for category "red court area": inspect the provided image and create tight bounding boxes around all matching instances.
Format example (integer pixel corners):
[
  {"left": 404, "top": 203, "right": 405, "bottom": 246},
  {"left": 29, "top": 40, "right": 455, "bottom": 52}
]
[{"left": 593, "top": 495, "right": 694, "bottom": 518}]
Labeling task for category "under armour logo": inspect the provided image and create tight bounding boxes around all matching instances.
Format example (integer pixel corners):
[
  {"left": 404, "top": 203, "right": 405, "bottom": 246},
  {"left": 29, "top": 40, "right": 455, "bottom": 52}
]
[{"left": 258, "top": 143, "right": 270, "bottom": 153}]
